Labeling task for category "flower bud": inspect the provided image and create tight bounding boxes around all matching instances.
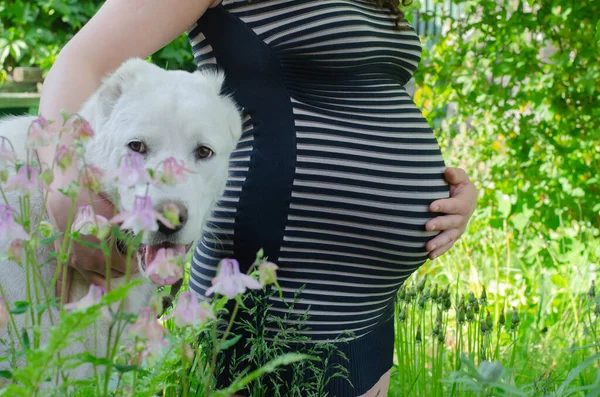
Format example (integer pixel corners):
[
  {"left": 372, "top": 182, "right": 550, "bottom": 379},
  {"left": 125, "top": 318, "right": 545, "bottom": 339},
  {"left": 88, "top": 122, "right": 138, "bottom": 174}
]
[
  {"left": 511, "top": 307, "right": 520, "bottom": 330},
  {"left": 259, "top": 261, "right": 279, "bottom": 287},
  {"left": 398, "top": 306, "right": 407, "bottom": 322},
  {"left": 417, "top": 275, "right": 427, "bottom": 293},
  {"left": 480, "top": 286, "right": 488, "bottom": 306},
  {"left": 397, "top": 286, "right": 406, "bottom": 301}
]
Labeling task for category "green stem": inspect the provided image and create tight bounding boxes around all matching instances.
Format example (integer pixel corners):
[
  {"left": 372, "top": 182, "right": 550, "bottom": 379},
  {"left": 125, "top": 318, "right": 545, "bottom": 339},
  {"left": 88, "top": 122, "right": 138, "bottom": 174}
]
[
  {"left": 49, "top": 198, "right": 77, "bottom": 301},
  {"left": 103, "top": 243, "right": 134, "bottom": 396}
]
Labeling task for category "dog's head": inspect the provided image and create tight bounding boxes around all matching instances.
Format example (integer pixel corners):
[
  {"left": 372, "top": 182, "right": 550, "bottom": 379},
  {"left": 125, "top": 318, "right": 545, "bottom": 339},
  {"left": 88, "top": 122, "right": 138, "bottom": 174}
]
[{"left": 81, "top": 58, "right": 242, "bottom": 267}]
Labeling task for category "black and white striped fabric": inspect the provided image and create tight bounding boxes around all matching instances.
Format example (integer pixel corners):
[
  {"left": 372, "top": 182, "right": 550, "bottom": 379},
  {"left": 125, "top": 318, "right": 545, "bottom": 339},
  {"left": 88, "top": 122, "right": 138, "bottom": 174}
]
[{"left": 187, "top": 1, "right": 449, "bottom": 394}]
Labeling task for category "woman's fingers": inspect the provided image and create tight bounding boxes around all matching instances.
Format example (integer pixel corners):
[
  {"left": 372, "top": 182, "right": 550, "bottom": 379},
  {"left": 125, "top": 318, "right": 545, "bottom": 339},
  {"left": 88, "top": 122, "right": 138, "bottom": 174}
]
[
  {"left": 428, "top": 241, "right": 455, "bottom": 260},
  {"left": 425, "top": 215, "right": 465, "bottom": 232},
  {"left": 443, "top": 167, "right": 470, "bottom": 185},
  {"left": 425, "top": 227, "right": 463, "bottom": 253}
]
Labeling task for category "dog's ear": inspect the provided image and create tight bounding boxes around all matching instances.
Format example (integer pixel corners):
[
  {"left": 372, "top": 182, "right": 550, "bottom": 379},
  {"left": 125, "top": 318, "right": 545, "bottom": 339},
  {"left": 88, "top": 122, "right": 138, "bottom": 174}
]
[
  {"left": 192, "top": 69, "right": 229, "bottom": 96},
  {"left": 94, "top": 58, "right": 155, "bottom": 121},
  {"left": 193, "top": 70, "right": 243, "bottom": 142}
]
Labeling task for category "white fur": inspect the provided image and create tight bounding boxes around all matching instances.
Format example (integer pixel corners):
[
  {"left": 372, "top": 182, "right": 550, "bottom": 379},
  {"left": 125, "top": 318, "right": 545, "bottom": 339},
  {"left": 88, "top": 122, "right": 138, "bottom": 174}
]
[{"left": 0, "top": 59, "right": 242, "bottom": 381}]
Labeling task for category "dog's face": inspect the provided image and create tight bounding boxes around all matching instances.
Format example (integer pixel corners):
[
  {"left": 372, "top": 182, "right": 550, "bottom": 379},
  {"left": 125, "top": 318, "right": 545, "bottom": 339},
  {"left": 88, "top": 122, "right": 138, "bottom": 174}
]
[{"left": 82, "top": 59, "right": 242, "bottom": 266}]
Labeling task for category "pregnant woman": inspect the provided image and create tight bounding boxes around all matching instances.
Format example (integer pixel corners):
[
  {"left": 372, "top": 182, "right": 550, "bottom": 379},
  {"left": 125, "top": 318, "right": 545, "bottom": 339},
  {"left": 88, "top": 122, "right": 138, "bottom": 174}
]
[{"left": 38, "top": 0, "right": 478, "bottom": 396}]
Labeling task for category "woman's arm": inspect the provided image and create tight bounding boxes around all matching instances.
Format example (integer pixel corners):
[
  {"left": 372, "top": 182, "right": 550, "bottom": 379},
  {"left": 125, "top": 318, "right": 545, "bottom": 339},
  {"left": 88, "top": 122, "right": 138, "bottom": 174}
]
[
  {"left": 37, "top": 0, "right": 219, "bottom": 298},
  {"left": 38, "top": 0, "right": 218, "bottom": 166}
]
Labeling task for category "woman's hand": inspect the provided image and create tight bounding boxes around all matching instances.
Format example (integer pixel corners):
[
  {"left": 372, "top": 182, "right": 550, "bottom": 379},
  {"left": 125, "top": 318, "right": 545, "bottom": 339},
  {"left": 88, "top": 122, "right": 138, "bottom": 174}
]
[
  {"left": 425, "top": 167, "right": 478, "bottom": 260},
  {"left": 48, "top": 173, "right": 130, "bottom": 303}
]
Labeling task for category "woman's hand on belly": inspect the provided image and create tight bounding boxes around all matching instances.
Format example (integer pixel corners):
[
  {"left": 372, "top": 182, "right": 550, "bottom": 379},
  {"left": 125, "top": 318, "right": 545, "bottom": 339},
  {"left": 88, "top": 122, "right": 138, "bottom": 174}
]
[{"left": 424, "top": 167, "right": 478, "bottom": 260}]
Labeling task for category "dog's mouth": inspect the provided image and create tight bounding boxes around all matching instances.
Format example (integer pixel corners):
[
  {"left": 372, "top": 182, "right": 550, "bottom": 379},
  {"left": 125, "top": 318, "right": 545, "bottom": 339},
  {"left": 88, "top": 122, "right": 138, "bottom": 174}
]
[{"left": 139, "top": 242, "right": 193, "bottom": 270}]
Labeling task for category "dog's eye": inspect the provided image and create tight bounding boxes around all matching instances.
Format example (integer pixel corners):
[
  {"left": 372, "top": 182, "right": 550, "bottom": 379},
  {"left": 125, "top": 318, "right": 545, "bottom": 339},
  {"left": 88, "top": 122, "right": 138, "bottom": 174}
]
[
  {"left": 195, "top": 146, "right": 214, "bottom": 160},
  {"left": 128, "top": 140, "right": 147, "bottom": 154}
]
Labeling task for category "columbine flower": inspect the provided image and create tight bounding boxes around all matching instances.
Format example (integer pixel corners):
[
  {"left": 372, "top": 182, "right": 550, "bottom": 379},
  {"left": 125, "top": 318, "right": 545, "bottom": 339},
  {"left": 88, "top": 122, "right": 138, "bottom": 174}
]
[
  {"left": 154, "top": 157, "right": 193, "bottom": 187},
  {"left": 0, "top": 206, "right": 29, "bottom": 243},
  {"left": 205, "top": 258, "right": 261, "bottom": 299},
  {"left": 5, "top": 166, "right": 39, "bottom": 196},
  {"left": 110, "top": 195, "right": 173, "bottom": 235},
  {"left": 170, "top": 292, "right": 215, "bottom": 327},
  {"left": 55, "top": 144, "right": 74, "bottom": 172},
  {"left": 144, "top": 248, "right": 183, "bottom": 286},
  {"left": 107, "top": 152, "right": 152, "bottom": 188},
  {"left": 65, "top": 116, "right": 94, "bottom": 142},
  {"left": 6, "top": 240, "right": 25, "bottom": 263},
  {"left": 64, "top": 284, "right": 105, "bottom": 311},
  {"left": 26, "top": 116, "right": 58, "bottom": 148},
  {"left": 73, "top": 205, "right": 111, "bottom": 239},
  {"left": 258, "top": 261, "right": 279, "bottom": 287},
  {"left": 80, "top": 164, "right": 104, "bottom": 193},
  {"left": 0, "top": 298, "right": 8, "bottom": 329},
  {"left": 0, "top": 137, "right": 16, "bottom": 170},
  {"left": 129, "top": 307, "right": 168, "bottom": 355}
]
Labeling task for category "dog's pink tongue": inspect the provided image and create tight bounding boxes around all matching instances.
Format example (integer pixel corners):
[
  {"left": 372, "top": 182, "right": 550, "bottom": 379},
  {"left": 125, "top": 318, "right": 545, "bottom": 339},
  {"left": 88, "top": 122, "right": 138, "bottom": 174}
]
[{"left": 144, "top": 244, "right": 187, "bottom": 266}]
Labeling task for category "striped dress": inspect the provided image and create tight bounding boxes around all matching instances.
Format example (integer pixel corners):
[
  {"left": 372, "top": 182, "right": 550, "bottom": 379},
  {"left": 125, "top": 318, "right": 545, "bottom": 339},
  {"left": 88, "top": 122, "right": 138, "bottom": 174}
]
[{"left": 187, "top": 0, "right": 449, "bottom": 395}]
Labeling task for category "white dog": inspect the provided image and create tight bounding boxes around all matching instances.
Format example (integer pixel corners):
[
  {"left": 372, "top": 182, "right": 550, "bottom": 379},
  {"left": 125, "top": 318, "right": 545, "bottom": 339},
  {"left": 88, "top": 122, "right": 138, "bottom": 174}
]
[{"left": 0, "top": 59, "right": 242, "bottom": 380}]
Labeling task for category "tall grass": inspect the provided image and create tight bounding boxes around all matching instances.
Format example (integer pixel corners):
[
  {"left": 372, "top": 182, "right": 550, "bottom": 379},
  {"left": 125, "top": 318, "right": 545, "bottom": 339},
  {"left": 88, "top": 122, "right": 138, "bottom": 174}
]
[{"left": 389, "top": 211, "right": 600, "bottom": 396}]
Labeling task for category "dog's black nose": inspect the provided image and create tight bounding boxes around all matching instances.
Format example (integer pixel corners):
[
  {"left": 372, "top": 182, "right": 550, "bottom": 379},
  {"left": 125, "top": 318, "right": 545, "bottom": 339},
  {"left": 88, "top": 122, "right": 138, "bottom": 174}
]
[{"left": 156, "top": 200, "right": 188, "bottom": 235}]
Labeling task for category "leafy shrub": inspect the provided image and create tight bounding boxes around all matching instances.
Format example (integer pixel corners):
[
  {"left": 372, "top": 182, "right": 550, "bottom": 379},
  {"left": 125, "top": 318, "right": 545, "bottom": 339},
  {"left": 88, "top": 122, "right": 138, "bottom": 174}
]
[{"left": 0, "top": 0, "right": 194, "bottom": 82}]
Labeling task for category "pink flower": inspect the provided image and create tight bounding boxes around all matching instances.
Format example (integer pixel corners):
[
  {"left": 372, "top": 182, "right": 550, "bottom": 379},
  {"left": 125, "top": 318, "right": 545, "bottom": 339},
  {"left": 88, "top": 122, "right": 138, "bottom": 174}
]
[
  {"left": 205, "top": 258, "right": 261, "bottom": 299},
  {"left": 170, "top": 292, "right": 215, "bottom": 327},
  {"left": 0, "top": 297, "right": 8, "bottom": 329},
  {"left": 26, "top": 116, "right": 58, "bottom": 148},
  {"left": 155, "top": 157, "right": 194, "bottom": 187},
  {"left": 5, "top": 166, "right": 39, "bottom": 196},
  {"left": 144, "top": 248, "right": 183, "bottom": 286},
  {"left": 64, "top": 284, "right": 105, "bottom": 311},
  {"left": 80, "top": 164, "right": 104, "bottom": 193},
  {"left": 108, "top": 152, "right": 152, "bottom": 188},
  {"left": 6, "top": 240, "right": 25, "bottom": 263},
  {"left": 0, "top": 205, "right": 29, "bottom": 243},
  {"left": 0, "top": 137, "right": 16, "bottom": 170},
  {"left": 128, "top": 307, "right": 168, "bottom": 355},
  {"left": 110, "top": 195, "right": 173, "bottom": 235},
  {"left": 55, "top": 144, "right": 74, "bottom": 172},
  {"left": 73, "top": 205, "right": 111, "bottom": 239},
  {"left": 259, "top": 261, "right": 279, "bottom": 287},
  {"left": 65, "top": 116, "right": 94, "bottom": 142}
]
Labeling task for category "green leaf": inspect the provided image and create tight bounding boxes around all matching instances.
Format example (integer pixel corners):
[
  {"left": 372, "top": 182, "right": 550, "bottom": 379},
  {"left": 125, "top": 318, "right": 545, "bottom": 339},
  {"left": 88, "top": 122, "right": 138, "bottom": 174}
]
[
  {"left": 9, "top": 301, "right": 30, "bottom": 315},
  {"left": 0, "top": 370, "right": 12, "bottom": 379},
  {"left": 113, "top": 364, "right": 139, "bottom": 373},
  {"left": 213, "top": 353, "right": 317, "bottom": 397},
  {"left": 79, "top": 353, "right": 113, "bottom": 367},
  {"left": 218, "top": 334, "right": 242, "bottom": 351},
  {"left": 72, "top": 237, "right": 101, "bottom": 250},
  {"left": 101, "top": 280, "right": 144, "bottom": 306},
  {"left": 39, "top": 233, "right": 63, "bottom": 246},
  {"left": 596, "top": 20, "right": 600, "bottom": 42},
  {"left": 495, "top": 191, "right": 512, "bottom": 219},
  {"left": 21, "top": 329, "right": 30, "bottom": 350}
]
